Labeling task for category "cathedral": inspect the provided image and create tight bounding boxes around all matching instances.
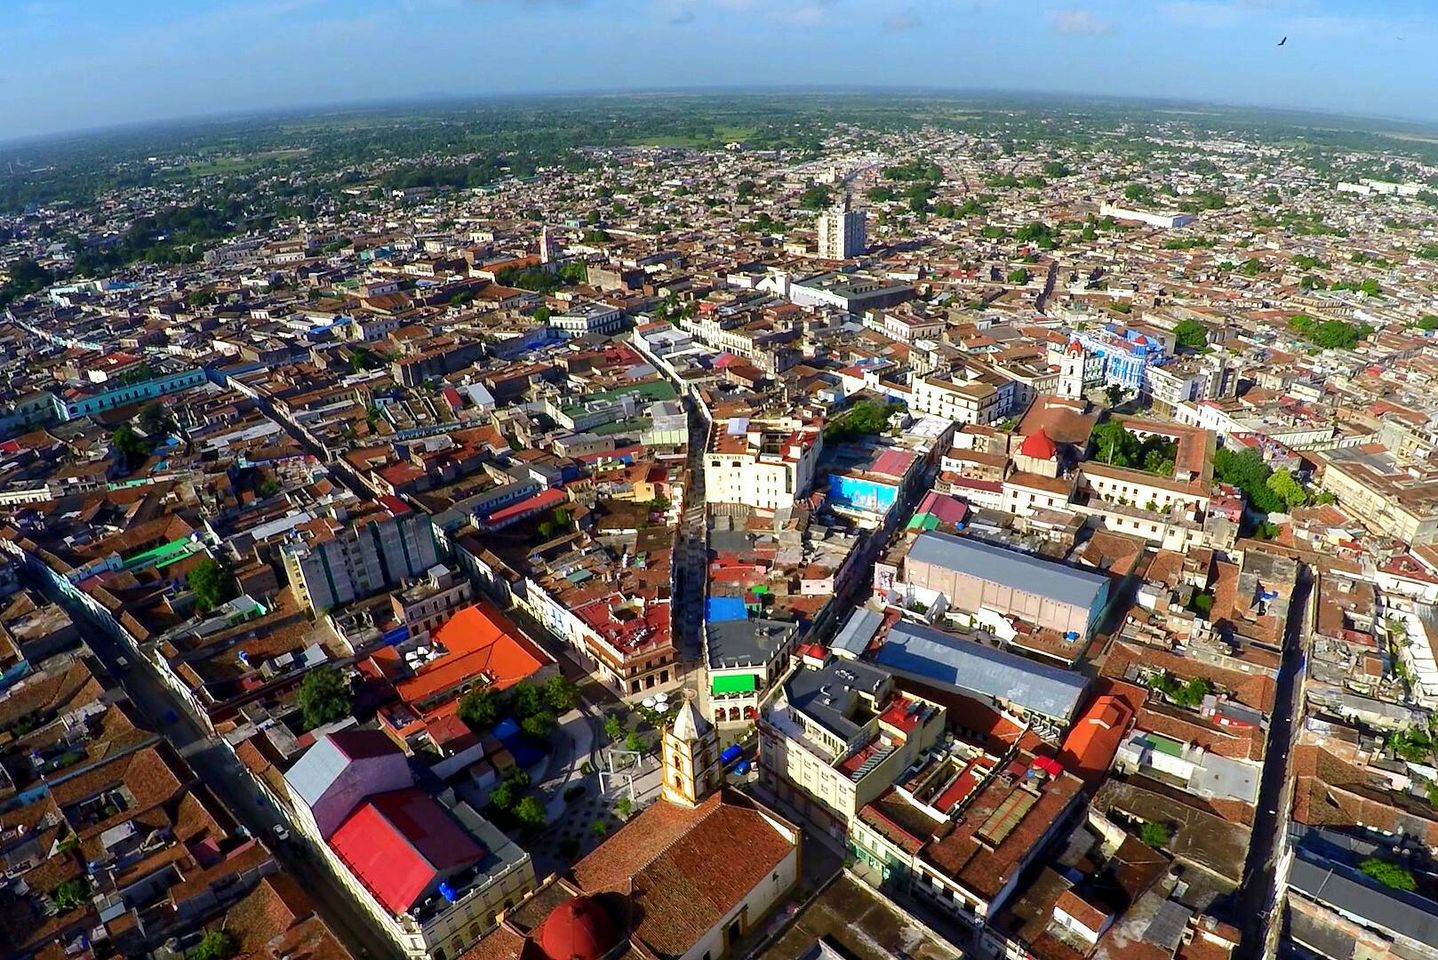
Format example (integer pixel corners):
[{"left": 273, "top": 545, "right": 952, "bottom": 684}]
[{"left": 462, "top": 699, "right": 801, "bottom": 960}]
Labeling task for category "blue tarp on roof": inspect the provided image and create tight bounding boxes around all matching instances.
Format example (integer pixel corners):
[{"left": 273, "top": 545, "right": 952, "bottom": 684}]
[
  {"left": 492, "top": 718, "right": 521, "bottom": 745},
  {"left": 706, "top": 597, "right": 748, "bottom": 623},
  {"left": 512, "top": 744, "right": 545, "bottom": 768}
]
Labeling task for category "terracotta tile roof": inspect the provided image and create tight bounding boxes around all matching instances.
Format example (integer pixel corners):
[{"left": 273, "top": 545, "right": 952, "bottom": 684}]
[
  {"left": 1291, "top": 744, "right": 1438, "bottom": 845},
  {"left": 1101, "top": 641, "right": 1276, "bottom": 716},
  {"left": 396, "top": 603, "right": 552, "bottom": 715},
  {"left": 1135, "top": 704, "right": 1265, "bottom": 762},
  {"left": 1058, "top": 688, "right": 1138, "bottom": 789},
  {"left": 0, "top": 659, "right": 105, "bottom": 730},
  {"left": 920, "top": 754, "right": 1085, "bottom": 901},
  {"left": 572, "top": 791, "right": 795, "bottom": 957}
]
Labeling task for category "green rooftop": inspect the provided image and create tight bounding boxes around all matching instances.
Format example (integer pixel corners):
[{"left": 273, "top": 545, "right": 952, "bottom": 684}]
[
  {"left": 580, "top": 380, "right": 678, "bottom": 406},
  {"left": 712, "top": 673, "right": 758, "bottom": 694},
  {"left": 1144, "top": 733, "right": 1186, "bottom": 758},
  {"left": 122, "top": 538, "right": 201, "bottom": 571}
]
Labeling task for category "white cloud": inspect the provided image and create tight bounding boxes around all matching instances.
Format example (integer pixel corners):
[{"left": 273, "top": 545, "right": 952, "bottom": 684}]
[{"left": 1051, "top": 8, "right": 1114, "bottom": 36}]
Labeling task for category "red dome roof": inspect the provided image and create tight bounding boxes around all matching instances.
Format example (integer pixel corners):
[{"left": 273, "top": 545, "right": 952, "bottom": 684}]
[
  {"left": 537, "top": 896, "right": 619, "bottom": 960},
  {"left": 1020, "top": 428, "right": 1058, "bottom": 460}
]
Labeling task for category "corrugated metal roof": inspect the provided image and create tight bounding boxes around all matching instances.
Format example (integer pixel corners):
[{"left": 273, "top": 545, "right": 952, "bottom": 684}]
[
  {"left": 283, "top": 730, "right": 398, "bottom": 809},
  {"left": 1289, "top": 853, "right": 1438, "bottom": 947},
  {"left": 832, "top": 607, "right": 884, "bottom": 658},
  {"left": 284, "top": 735, "right": 353, "bottom": 808},
  {"left": 907, "top": 531, "right": 1108, "bottom": 610},
  {"left": 876, "top": 621, "right": 1087, "bottom": 721}
]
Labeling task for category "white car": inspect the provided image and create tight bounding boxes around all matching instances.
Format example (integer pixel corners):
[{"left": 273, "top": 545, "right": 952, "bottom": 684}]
[{"left": 272, "top": 824, "right": 290, "bottom": 841}]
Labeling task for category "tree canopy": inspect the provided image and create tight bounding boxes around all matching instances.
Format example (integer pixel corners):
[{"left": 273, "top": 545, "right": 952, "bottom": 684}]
[
  {"left": 1266, "top": 468, "right": 1309, "bottom": 509},
  {"left": 53, "top": 877, "right": 90, "bottom": 912},
  {"left": 297, "top": 666, "right": 353, "bottom": 730},
  {"left": 1214, "top": 447, "right": 1286, "bottom": 515},
  {"left": 1091, "top": 422, "right": 1177, "bottom": 477},
  {"left": 1289, "top": 313, "right": 1373, "bottom": 350},
  {"left": 824, "top": 400, "right": 893, "bottom": 442},
  {"left": 882, "top": 157, "right": 942, "bottom": 182},
  {"left": 1360, "top": 857, "right": 1417, "bottom": 891},
  {"left": 1139, "top": 821, "right": 1171, "bottom": 849},
  {"left": 1172, "top": 319, "right": 1208, "bottom": 350},
  {"left": 513, "top": 795, "right": 547, "bottom": 831},
  {"left": 0, "top": 258, "right": 53, "bottom": 307},
  {"left": 458, "top": 687, "right": 502, "bottom": 730},
  {"left": 798, "top": 185, "right": 832, "bottom": 210},
  {"left": 192, "top": 931, "right": 238, "bottom": 960},
  {"left": 187, "top": 556, "right": 238, "bottom": 612},
  {"left": 111, "top": 423, "right": 151, "bottom": 471}
]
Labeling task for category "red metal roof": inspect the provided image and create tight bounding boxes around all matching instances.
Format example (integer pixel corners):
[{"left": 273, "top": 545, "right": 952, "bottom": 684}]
[
  {"left": 1020, "top": 427, "right": 1058, "bottom": 460},
  {"left": 327, "top": 788, "right": 483, "bottom": 915},
  {"left": 486, "top": 486, "right": 566, "bottom": 525},
  {"left": 378, "top": 494, "right": 411, "bottom": 516}
]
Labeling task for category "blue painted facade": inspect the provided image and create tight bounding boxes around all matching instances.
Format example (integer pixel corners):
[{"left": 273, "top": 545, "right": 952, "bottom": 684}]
[
  {"left": 1072, "top": 325, "right": 1167, "bottom": 392},
  {"left": 62, "top": 369, "right": 207, "bottom": 421}
]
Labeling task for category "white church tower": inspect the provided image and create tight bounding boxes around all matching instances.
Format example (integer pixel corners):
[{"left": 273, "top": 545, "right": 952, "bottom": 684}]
[{"left": 1059, "top": 340, "right": 1086, "bottom": 400}]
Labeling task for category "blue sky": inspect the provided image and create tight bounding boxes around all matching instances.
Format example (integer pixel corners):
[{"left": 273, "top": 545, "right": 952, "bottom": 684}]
[{"left": 2, "top": 0, "right": 1436, "bottom": 140}]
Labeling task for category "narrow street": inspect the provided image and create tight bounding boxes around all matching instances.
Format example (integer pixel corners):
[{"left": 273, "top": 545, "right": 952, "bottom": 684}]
[
  {"left": 673, "top": 394, "right": 710, "bottom": 668},
  {"left": 25, "top": 572, "right": 401, "bottom": 960},
  {"left": 235, "top": 381, "right": 374, "bottom": 499},
  {"left": 1231, "top": 564, "right": 1312, "bottom": 960}
]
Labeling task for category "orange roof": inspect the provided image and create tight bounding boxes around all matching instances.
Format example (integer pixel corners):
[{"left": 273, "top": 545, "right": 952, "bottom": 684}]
[
  {"left": 1057, "top": 683, "right": 1140, "bottom": 789},
  {"left": 395, "top": 602, "right": 551, "bottom": 714}
]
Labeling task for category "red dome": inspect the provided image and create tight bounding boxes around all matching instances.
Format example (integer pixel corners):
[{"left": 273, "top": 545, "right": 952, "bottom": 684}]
[
  {"left": 1020, "top": 428, "right": 1058, "bottom": 460},
  {"left": 537, "top": 896, "right": 619, "bottom": 960}
]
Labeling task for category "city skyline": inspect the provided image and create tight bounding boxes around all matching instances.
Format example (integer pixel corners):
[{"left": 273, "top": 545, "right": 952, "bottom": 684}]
[{"left": 3, "top": 0, "right": 1437, "bottom": 141}]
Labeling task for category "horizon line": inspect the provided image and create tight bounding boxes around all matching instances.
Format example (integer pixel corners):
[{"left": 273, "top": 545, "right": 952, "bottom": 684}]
[{"left": 6, "top": 83, "right": 1438, "bottom": 152}]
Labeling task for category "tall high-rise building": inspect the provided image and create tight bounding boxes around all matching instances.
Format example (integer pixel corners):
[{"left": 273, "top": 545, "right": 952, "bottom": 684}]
[
  {"left": 282, "top": 499, "right": 441, "bottom": 614},
  {"left": 817, "top": 195, "right": 867, "bottom": 260}
]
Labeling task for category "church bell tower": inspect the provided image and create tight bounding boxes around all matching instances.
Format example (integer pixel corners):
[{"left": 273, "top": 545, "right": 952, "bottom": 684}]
[{"left": 662, "top": 695, "right": 722, "bottom": 807}]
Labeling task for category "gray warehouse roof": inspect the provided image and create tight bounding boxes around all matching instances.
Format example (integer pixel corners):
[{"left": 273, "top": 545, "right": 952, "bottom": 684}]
[
  {"left": 1290, "top": 852, "right": 1438, "bottom": 947},
  {"left": 875, "top": 621, "right": 1088, "bottom": 721},
  {"left": 831, "top": 607, "right": 884, "bottom": 659},
  {"left": 906, "top": 531, "right": 1109, "bottom": 610}
]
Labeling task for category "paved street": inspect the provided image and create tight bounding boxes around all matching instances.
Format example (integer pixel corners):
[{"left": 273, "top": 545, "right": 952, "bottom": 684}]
[
  {"left": 673, "top": 394, "right": 710, "bottom": 668},
  {"left": 27, "top": 573, "right": 401, "bottom": 960},
  {"left": 1231, "top": 564, "right": 1312, "bottom": 960}
]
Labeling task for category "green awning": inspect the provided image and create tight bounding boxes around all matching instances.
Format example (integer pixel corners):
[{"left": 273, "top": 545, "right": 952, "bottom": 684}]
[{"left": 711, "top": 673, "right": 758, "bottom": 694}]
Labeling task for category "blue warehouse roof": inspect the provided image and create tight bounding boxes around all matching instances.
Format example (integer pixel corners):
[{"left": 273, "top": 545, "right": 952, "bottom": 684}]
[
  {"left": 875, "top": 620, "right": 1088, "bottom": 721},
  {"left": 906, "top": 531, "right": 1109, "bottom": 610}
]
